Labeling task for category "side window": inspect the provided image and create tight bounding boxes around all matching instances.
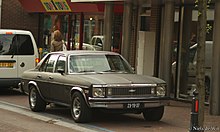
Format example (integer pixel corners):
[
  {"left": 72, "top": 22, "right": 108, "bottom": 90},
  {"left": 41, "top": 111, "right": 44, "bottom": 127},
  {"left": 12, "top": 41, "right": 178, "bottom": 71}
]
[
  {"left": 17, "top": 35, "right": 34, "bottom": 55},
  {"left": 55, "top": 56, "right": 66, "bottom": 73},
  {"left": 95, "top": 38, "right": 102, "bottom": 47},
  {"left": 45, "top": 55, "right": 59, "bottom": 72},
  {"left": 39, "top": 54, "right": 59, "bottom": 72},
  {"left": 39, "top": 57, "right": 49, "bottom": 72}
]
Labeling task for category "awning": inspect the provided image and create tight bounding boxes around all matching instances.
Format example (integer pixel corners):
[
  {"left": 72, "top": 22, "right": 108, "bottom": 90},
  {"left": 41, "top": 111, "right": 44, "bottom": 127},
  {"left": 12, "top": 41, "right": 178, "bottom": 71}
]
[
  {"left": 18, "top": 0, "right": 123, "bottom": 13},
  {"left": 71, "top": 0, "right": 123, "bottom": 2}
]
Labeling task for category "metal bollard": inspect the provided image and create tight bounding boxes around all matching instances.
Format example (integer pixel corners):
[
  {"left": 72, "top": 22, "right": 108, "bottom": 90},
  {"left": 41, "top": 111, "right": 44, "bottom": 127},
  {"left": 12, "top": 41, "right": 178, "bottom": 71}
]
[{"left": 189, "top": 90, "right": 199, "bottom": 132}]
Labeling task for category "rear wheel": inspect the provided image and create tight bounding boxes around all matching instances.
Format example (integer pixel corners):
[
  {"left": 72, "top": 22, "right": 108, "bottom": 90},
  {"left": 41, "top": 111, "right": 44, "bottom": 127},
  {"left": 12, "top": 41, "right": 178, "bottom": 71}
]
[
  {"left": 29, "top": 86, "right": 46, "bottom": 112},
  {"left": 71, "top": 92, "right": 92, "bottom": 123},
  {"left": 143, "top": 106, "right": 164, "bottom": 121}
]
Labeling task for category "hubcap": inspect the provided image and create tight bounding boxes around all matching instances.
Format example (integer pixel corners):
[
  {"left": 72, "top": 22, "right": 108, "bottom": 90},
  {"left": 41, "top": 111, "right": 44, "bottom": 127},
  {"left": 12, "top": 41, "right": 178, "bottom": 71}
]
[
  {"left": 73, "top": 97, "right": 81, "bottom": 119},
  {"left": 30, "top": 88, "right": 37, "bottom": 107}
]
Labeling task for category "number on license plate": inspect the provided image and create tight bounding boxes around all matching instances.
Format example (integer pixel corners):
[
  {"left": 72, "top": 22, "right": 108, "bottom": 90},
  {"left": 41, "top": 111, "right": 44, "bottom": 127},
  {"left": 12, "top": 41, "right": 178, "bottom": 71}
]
[{"left": 125, "top": 103, "right": 141, "bottom": 109}]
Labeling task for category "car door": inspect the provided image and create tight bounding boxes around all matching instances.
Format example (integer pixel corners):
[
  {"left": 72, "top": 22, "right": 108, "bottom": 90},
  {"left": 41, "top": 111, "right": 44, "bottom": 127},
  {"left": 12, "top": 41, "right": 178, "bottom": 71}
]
[
  {"left": 36, "top": 54, "right": 59, "bottom": 100},
  {"left": 50, "top": 55, "right": 69, "bottom": 103}
]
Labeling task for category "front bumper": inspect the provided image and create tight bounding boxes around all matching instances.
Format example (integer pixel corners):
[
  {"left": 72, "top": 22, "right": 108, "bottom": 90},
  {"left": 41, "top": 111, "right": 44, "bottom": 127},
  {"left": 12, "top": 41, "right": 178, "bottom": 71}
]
[{"left": 88, "top": 96, "right": 170, "bottom": 109}]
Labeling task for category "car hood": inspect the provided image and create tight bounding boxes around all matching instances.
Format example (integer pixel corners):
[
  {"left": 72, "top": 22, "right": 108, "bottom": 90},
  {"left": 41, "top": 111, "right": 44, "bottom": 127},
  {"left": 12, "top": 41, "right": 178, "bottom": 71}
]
[{"left": 68, "top": 73, "right": 165, "bottom": 85}]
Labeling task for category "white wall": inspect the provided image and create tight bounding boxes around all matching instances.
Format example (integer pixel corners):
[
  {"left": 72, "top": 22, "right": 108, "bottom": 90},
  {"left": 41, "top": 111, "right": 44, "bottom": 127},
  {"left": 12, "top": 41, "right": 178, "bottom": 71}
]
[{"left": 137, "top": 31, "right": 155, "bottom": 76}]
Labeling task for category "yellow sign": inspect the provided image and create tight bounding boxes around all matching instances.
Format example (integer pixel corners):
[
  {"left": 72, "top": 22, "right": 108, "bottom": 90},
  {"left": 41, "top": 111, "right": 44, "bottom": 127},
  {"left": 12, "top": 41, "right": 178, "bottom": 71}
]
[{"left": 41, "top": 0, "right": 71, "bottom": 12}]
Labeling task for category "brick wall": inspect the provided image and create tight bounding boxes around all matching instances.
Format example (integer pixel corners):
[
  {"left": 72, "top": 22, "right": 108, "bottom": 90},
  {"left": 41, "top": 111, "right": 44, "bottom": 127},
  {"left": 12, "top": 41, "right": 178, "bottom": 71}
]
[{"left": 1, "top": 0, "right": 40, "bottom": 45}]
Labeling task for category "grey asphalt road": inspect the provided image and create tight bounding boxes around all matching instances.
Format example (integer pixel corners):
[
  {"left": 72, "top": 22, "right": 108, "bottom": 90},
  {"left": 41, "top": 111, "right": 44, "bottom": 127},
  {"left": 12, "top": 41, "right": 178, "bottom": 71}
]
[{"left": 0, "top": 90, "right": 220, "bottom": 132}]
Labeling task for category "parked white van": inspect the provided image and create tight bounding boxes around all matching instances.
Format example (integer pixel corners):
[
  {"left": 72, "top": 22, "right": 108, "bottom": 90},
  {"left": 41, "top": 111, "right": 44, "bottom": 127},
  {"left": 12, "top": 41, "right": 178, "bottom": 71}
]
[{"left": 0, "top": 29, "right": 39, "bottom": 90}]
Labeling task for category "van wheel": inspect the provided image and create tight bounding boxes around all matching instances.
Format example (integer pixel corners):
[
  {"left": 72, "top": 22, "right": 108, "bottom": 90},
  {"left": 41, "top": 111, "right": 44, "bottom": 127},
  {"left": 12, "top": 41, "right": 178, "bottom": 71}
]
[
  {"left": 71, "top": 92, "right": 92, "bottom": 123},
  {"left": 143, "top": 106, "right": 164, "bottom": 121},
  {"left": 29, "top": 86, "right": 46, "bottom": 112}
]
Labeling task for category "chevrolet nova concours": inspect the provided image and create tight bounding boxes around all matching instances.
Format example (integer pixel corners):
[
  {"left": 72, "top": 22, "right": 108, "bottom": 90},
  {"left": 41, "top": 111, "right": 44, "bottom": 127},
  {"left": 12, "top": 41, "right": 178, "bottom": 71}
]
[{"left": 21, "top": 51, "right": 169, "bottom": 123}]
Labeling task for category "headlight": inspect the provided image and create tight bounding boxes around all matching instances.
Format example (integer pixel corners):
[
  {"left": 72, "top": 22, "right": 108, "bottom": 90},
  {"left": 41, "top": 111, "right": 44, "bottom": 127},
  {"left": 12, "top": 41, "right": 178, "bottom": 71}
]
[
  {"left": 156, "top": 85, "right": 166, "bottom": 97},
  {"left": 93, "top": 88, "right": 105, "bottom": 97}
]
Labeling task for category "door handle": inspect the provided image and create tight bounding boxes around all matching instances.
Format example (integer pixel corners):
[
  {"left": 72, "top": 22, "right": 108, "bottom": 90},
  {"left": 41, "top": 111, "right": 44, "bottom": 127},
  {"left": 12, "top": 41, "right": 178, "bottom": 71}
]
[
  {"left": 49, "top": 76, "right": 53, "bottom": 80},
  {"left": 37, "top": 75, "right": 42, "bottom": 78}
]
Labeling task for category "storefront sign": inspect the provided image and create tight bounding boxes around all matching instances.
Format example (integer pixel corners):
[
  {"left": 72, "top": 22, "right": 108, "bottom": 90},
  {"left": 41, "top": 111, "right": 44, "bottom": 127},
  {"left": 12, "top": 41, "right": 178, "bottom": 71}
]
[{"left": 41, "top": 0, "right": 71, "bottom": 12}]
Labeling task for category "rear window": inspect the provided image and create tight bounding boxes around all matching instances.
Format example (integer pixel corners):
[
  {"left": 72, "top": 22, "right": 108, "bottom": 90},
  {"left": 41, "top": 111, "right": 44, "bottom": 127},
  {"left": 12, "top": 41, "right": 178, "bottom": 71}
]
[{"left": 0, "top": 34, "right": 34, "bottom": 55}]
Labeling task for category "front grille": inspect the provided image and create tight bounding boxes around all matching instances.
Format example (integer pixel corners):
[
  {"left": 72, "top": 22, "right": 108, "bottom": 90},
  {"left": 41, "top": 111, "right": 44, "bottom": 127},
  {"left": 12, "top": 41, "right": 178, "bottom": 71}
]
[{"left": 108, "top": 87, "right": 153, "bottom": 97}]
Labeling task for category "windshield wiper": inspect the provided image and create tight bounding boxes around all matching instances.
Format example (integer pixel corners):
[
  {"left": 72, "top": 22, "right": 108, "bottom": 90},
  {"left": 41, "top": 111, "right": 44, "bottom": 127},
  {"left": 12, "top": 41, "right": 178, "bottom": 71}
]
[
  {"left": 77, "top": 70, "right": 95, "bottom": 73},
  {"left": 101, "top": 69, "right": 129, "bottom": 73}
]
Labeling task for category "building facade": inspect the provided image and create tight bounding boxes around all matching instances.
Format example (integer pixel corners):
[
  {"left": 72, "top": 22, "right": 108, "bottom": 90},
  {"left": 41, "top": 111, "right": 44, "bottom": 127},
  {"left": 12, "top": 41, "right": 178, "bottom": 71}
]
[{"left": 0, "top": 0, "right": 219, "bottom": 115}]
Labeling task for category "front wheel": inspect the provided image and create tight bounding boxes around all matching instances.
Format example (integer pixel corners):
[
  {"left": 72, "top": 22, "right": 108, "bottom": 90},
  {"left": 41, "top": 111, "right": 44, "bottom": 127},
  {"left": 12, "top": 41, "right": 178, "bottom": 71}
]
[
  {"left": 143, "top": 106, "right": 164, "bottom": 121},
  {"left": 71, "top": 92, "right": 92, "bottom": 123},
  {"left": 29, "top": 86, "right": 46, "bottom": 112}
]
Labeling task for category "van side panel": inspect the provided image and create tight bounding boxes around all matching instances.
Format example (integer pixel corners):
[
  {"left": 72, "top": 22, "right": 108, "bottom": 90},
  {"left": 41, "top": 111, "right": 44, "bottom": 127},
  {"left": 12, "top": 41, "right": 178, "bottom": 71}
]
[{"left": 0, "top": 56, "right": 18, "bottom": 78}]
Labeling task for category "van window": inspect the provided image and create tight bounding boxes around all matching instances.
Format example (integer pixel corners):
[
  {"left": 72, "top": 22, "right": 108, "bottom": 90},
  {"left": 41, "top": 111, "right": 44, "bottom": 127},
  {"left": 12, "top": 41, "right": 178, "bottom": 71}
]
[{"left": 0, "top": 34, "right": 34, "bottom": 55}]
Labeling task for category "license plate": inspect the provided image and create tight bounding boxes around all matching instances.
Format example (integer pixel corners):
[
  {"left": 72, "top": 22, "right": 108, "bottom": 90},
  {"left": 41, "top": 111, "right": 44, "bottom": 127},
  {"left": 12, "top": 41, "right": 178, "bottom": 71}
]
[
  {"left": 124, "top": 103, "right": 143, "bottom": 109},
  {"left": 0, "top": 62, "right": 14, "bottom": 68}
]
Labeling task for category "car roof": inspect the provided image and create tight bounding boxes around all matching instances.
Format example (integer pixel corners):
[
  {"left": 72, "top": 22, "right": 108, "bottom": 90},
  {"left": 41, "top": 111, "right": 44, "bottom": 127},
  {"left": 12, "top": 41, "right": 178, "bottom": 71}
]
[
  {"left": 92, "top": 35, "right": 104, "bottom": 38},
  {"left": 50, "top": 50, "right": 120, "bottom": 56},
  {"left": 0, "top": 29, "right": 31, "bottom": 34}
]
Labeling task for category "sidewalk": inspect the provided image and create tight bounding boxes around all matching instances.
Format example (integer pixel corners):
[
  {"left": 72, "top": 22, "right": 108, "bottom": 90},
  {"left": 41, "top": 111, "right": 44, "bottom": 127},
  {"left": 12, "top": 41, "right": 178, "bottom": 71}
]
[{"left": 163, "top": 100, "right": 220, "bottom": 131}]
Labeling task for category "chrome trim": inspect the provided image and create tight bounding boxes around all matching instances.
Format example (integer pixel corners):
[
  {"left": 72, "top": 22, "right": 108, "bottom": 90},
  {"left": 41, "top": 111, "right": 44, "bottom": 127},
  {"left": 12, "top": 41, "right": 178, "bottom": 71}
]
[
  {"left": 70, "top": 87, "right": 90, "bottom": 106},
  {"left": 93, "top": 83, "right": 159, "bottom": 88},
  {"left": 88, "top": 96, "right": 169, "bottom": 101},
  {"left": 89, "top": 100, "right": 169, "bottom": 109},
  {"left": 28, "top": 81, "right": 45, "bottom": 101}
]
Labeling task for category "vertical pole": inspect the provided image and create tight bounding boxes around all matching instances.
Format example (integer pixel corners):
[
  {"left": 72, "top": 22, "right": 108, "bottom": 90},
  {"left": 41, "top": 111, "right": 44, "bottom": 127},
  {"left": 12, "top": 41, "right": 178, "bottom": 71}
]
[
  {"left": 79, "top": 12, "right": 84, "bottom": 50},
  {"left": 121, "top": 1, "right": 132, "bottom": 61},
  {"left": 72, "top": 14, "right": 77, "bottom": 50},
  {"left": 210, "top": 0, "right": 220, "bottom": 115},
  {"left": 103, "top": 2, "right": 113, "bottom": 51},
  {"left": 190, "top": 91, "right": 199, "bottom": 132},
  {"left": 67, "top": 14, "right": 72, "bottom": 50},
  {"left": 159, "top": 0, "right": 175, "bottom": 96}
]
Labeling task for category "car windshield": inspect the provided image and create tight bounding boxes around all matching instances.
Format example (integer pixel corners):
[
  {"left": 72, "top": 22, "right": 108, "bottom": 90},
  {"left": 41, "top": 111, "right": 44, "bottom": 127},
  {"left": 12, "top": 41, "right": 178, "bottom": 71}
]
[{"left": 68, "top": 54, "right": 133, "bottom": 74}]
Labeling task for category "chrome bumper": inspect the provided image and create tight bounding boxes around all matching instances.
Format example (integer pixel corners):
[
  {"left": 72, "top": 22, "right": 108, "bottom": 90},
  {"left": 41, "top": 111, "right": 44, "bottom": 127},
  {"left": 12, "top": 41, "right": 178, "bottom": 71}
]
[{"left": 88, "top": 97, "right": 170, "bottom": 109}]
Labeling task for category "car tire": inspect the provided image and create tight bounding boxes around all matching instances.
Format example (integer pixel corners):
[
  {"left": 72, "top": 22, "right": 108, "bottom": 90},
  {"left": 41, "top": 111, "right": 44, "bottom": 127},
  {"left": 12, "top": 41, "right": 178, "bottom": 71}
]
[
  {"left": 143, "top": 106, "right": 164, "bottom": 121},
  {"left": 29, "top": 86, "right": 46, "bottom": 112},
  {"left": 71, "top": 92, "right": 92, "bottom": 123}
]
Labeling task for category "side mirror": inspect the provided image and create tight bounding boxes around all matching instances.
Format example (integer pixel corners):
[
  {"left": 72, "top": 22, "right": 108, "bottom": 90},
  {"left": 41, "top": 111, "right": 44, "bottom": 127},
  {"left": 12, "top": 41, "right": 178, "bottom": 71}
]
[{"left": 57, "top": 68, "right": 65, "bottom": 75}]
